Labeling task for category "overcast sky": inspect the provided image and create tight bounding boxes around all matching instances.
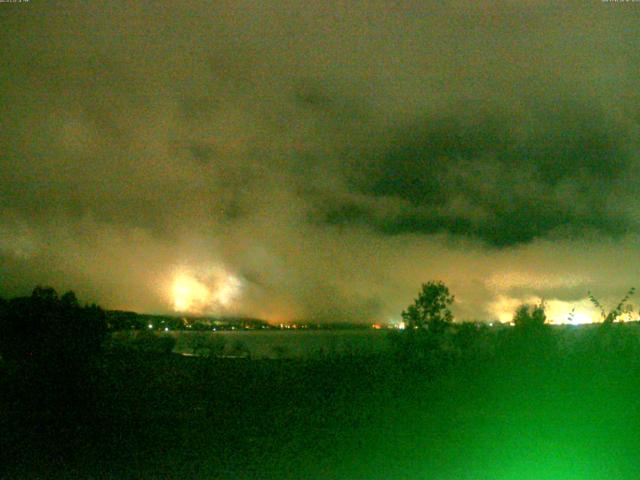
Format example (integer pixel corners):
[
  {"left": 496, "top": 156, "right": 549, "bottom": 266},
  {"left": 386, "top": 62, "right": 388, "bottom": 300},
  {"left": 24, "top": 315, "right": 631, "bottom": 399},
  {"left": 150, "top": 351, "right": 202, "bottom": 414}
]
[{"left": 1, "top": 1, "right": 640, "bottom": 323}]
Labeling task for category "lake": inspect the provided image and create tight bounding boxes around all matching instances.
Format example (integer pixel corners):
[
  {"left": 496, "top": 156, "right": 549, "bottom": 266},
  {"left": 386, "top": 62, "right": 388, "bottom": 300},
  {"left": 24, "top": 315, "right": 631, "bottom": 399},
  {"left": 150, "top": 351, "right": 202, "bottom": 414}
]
[{"left": 171, "top": 329, "right": 393, "bottom": 359}]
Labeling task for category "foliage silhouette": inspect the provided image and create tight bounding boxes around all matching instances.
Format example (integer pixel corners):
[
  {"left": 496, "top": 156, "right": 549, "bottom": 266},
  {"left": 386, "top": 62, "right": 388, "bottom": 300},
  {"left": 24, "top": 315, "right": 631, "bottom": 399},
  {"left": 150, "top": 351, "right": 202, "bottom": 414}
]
[
  {"left": 453, "top": 321, "right": 494, "bottom": 362},
  {"left": 0, "top": 286, "right": 107, "bottom": 363},
  {"left": 501, "top": 301, "right": 559, "bottom": 362},
  {"left": 512, "top": 301, "right": 547, "bottom": 331},
  {"left": 401, "top": 281, "right": 454, "bottom": 332},
  {"left": 588, "top": 287, "right": 635, "bottom": 325},
  {"left": 0, "top": 286, "right": 108, "bottom": 436},
  {"left": 392, "top": 281, "right": 456, "bottom": 370}
]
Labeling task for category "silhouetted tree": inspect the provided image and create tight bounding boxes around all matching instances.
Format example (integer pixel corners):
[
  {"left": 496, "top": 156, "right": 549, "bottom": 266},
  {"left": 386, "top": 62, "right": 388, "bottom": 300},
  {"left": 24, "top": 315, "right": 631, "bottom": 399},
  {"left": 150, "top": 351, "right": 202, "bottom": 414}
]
[
  {"left": 0, "top": 286, "right": 107, "bottom": 363},
  {"left": 60, "top": 290, "right": 80, "bottom": 308},
  {"left": 503, "top": 301, "right": 558, "bottom": 361},
  {"left": 512, "top": 302, "right": 547, "bottom": 331},
  {"left": 31, "top": 285, "right": 58, "bottom": 302},
  {"left": 391, "top": 281, "right": 456, "bottom": 369},
  {"left": 0, "top": 286, "right": 108, "bottom": 440},
  {"left": 402, "top": 281, "right": 454, "bottom": 332}
]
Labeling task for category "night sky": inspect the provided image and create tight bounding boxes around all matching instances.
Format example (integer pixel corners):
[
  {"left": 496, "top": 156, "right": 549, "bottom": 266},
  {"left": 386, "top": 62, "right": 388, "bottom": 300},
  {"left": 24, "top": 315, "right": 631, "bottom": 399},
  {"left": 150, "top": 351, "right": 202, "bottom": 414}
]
[{"left": 1, "top": 1, "right": 640, "bottom": 323}]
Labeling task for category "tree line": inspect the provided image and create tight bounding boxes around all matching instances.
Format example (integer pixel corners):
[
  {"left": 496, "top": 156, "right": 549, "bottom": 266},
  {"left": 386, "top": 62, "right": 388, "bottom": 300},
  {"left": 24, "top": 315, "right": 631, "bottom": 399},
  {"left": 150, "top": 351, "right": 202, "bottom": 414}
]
[{"left": 0, "top": 286, "right": 107, "bottom": 363}]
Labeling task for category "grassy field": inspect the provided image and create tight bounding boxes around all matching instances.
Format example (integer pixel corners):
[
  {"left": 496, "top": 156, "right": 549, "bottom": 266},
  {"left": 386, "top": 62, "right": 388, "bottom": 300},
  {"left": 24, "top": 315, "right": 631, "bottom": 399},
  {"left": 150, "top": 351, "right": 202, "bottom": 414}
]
[{"left": 3, "top": 326, "right": 640, "bottom": 479}]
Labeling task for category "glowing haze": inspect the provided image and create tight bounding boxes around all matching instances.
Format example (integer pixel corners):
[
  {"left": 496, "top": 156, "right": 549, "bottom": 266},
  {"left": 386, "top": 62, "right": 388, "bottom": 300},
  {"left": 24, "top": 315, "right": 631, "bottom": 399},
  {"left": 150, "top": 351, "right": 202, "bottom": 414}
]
[
  {"left": 171, "top": 268, "right": 242, "bottom": 315},
  {"left": 1, "top": 1, "right": 640, "bottom": 323}
]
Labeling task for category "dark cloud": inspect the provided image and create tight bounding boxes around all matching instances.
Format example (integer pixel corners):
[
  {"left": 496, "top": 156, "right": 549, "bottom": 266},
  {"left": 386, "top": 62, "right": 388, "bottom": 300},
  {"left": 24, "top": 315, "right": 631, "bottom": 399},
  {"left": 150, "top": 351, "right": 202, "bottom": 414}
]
[
  {"left": 1, "top": 1, "right": 639, "bottom": 321},
  {"left": 333, "top": 100, "right": 635, "bottom": 246}
]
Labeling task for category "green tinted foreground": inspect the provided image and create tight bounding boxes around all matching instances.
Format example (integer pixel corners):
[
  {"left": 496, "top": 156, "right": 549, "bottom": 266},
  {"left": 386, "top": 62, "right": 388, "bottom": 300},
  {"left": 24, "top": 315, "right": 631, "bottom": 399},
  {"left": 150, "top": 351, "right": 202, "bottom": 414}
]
[
  {"left": 2, "top": 341, "right": 640, "bottom": 479},
  {"left": 286, "top": 362, "right": 640, "bottom": 480}
]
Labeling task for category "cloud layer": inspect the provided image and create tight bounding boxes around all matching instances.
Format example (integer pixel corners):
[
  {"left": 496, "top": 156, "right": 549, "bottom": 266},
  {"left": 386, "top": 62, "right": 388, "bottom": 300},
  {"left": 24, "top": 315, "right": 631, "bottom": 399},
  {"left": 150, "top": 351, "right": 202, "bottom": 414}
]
[{"left": 1, "top": 1, "right": 640, "bottom": 322}]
